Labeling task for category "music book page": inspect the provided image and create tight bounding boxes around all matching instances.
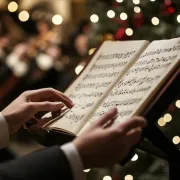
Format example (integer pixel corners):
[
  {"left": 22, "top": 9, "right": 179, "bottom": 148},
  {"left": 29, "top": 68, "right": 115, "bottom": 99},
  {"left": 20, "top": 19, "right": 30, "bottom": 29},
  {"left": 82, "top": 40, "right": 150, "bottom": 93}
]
[
  {"left": 80, "top": 38, "right": 180, "bottom": 134},
  {"left": 48, "top": 40, "right": 149, "bottom": 134}
]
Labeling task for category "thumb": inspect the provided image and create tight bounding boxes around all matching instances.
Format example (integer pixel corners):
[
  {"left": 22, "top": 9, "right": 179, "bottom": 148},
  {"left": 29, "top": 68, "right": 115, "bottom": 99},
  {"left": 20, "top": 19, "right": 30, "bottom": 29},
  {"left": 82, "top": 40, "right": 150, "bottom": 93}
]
[
  {"left": 29, "top": 102, "right": 64, "bottom": 114},
  {"left": 94, "top": 108, "right": 118, "bottom": 127}
]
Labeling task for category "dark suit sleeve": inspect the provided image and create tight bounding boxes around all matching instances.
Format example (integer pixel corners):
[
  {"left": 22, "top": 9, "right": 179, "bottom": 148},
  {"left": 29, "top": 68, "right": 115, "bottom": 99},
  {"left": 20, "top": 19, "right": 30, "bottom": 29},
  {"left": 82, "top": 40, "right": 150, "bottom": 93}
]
[{"left": 0, "top": 146, "right": 74, "bottom": 180}]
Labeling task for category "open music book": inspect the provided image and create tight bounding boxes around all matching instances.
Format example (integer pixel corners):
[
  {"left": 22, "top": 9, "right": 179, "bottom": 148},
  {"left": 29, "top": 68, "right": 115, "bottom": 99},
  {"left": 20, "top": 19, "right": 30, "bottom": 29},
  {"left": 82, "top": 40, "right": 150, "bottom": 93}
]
[{"left": 30, "top": 37, "right": 180, "bottom": 137}]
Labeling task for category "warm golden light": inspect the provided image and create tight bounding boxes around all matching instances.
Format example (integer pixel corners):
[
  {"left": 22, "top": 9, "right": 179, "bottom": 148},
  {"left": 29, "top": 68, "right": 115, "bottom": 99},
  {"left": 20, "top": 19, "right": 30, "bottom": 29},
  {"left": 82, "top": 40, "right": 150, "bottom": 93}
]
[
  {"left": 103, "top": 176, "right": 112, "bottom": 180},
  {"left": 52, "top": 14, "right": 63, "bottom": 25},
  {"left": 120, "top": 12, "right": 128, "bottom": 20},
  {"left": 75, "top": 65, "right": 84, "bottom": 75},
  {"left": 8, "top": 1, "right": 18, "bottom": 12},
  {"left": 158, "top": 118, "right": 166, "bottom": 127},
  {"left": 133, "top": 0, "right": 140, "bottom": 5},
  {"left": 125, "top": 175, "right": 133, "bottom": 180},
  {"left": 164, "top": 113, "right": 172, "bottom": 122},
  {"left": 18, "top": 11, "right": 30, "bottom": 22},
  {"left": 172, "top": 136, "right": 180, "bottom": 145},
  {"left": 83, "top": 169, "right": 91, "bottom": 173},
  {"left": 175, "top": 100, "right": 180, "bottom": 108},
  {"left": 88, "top": 48, "right": 96, "bottom": 55},
  {"left": 151, "top": 17, "right": 160, "bottom": 25},
  {"left": 90, "top": 14, "right": 99, "bottom": 23},
  {"left": 107, "top": 10, "right": 115, "bottom": 18},
  {"left": 134, "top": 6, "right": 141, "bottom": 13},
  {"left": 126, "top": 28, "right": 133, "bottom": 36},
  {"left": 116, "top": 0, "right": 123, "bottom": 2},
  {"left": 177, "top": 15, "right": 180, "bottom": 23},
  {"left": 131, "top": 154, "right": 138, "bottom": 161}
]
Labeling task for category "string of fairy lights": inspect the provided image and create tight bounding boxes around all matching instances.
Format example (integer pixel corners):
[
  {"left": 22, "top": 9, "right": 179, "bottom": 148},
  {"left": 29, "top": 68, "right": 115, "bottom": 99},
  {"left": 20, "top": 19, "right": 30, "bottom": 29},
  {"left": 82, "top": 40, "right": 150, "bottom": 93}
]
[
  {"left": 83, "top": 153, "right": 139, "bottom": 180},
  {"left": 7, "top": 1, "right": 63, "bottom": 25},
  {"left": 158, "top": 100, "right": 180, "bottom": 144},
  {"left": 89, "top": 0, "right": 180, "bottom": 37}
]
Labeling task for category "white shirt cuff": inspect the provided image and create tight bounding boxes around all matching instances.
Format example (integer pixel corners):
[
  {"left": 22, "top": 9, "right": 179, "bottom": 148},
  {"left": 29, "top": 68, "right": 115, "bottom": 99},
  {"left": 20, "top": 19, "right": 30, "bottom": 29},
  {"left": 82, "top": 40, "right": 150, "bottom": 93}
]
[
  {"left": 0, "top": 112, "right": 9, "bottom": 149},
  {"left": 60, "top": 142, "right": 86, "bottom": 180}
]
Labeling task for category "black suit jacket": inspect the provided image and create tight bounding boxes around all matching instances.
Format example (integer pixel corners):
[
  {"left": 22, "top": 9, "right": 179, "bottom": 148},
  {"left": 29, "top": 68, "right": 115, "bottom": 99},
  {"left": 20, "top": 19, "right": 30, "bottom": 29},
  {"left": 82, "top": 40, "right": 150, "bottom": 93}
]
[{"left": 0, "top": 146, "right": 73, "bottom": 180}]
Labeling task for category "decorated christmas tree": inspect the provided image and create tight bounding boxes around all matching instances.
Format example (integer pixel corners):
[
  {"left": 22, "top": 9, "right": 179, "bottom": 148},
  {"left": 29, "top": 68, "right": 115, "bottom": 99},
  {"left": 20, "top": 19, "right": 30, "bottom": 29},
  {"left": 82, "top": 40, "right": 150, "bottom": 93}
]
[{"left": 86, "top": 0, "right": 180, "bottom": 48}]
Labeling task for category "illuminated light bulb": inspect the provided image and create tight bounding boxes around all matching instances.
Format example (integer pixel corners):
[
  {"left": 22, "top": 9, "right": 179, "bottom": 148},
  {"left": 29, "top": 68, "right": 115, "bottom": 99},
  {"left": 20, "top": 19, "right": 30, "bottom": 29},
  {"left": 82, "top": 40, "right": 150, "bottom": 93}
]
[
  {"left": 18, "top": 11, "right": 30, "bottom": 22},
  {"left": 125, "top": 174, "right": 133, "bottom": 180},
  {"left": 151, "top": 17, "right": 160, "bottom": 25},
  {"left": 150, "top": 0, "right": 156, "bottom": 1},
  {"left": 103, "top": 176, "right": 112, "bottom": 180},
  {"left": 176, "top": 100, "right": 180, "bottom": 108},
  {"left": 116, "top": 0, "right": 123, "bottom": 2},
  {"left": 107, "top": 10, "right": 115, "bottom": 18},
  {"left": 52, "top": 14, "right": 63, "bottom": 25},
  {"left": 116, "top": 0, "right": 124, "bottom": 3},
  {"left": 8, "top": 1, "right": 18, "bottom": 12},
  {"left": 177, "top": 15, "right": 180, "bottom": 23},
  {"left": 88, "top": 48, "right": 96, "bottom": 55},
  {"left": 120, "top": 12, "right": 128, "bottom": 20},
  {"left": 133, "top": 0, "right": 140, "bottom": 5},
  {"left": 158, "top": 118, "right": 166, "bottom": 127},
  {"left": 131, "top": 154, "right": 138, "bottom": 161},
  {"left": 172, "top": 136, "right": 180, "bottom": 145},
  {"left": 90, "top": 14, "right": 99, "bottom": 23},
  {"left": 164, "top": 113, "right": 172, "bottom": 122},
  {"left": 84, "top": 169, "right": 91, "bottom": 173},
  {"left": 126, "top": 28, "right": 133, "bottom": 36},
  {"left": 75, "top": 65, "right": 84, "bottom": 75},
  {"left": 134, "top": 6, "right": 141, "bottom": 13}
]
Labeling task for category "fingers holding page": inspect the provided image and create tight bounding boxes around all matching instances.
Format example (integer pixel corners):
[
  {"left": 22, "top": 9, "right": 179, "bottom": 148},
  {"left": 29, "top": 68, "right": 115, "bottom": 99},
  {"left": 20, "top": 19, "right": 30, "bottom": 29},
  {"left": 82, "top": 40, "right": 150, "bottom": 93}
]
[{"left": 25, "top": 88, "right": 74, "bottom": 108}]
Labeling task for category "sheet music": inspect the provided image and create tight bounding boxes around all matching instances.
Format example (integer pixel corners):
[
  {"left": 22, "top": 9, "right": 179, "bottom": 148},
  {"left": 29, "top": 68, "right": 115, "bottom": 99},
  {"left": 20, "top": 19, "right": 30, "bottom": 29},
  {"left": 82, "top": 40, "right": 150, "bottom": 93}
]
[
  {"left": 80, "top": 38, "right": 180, "bottom": 134},
  {"left": 49, "top": 40, "right": 149, "bottom": 134}
]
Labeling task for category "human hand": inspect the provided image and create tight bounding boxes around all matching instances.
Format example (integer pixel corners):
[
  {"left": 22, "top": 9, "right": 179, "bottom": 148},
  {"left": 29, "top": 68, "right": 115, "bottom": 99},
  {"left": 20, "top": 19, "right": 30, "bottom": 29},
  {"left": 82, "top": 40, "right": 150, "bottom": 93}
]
[
  {"left": 73, "top": 108, "right": 146, "bottom": 169},
  {"left": 1, "top": 88, "right": 74, "bottom": 134}
]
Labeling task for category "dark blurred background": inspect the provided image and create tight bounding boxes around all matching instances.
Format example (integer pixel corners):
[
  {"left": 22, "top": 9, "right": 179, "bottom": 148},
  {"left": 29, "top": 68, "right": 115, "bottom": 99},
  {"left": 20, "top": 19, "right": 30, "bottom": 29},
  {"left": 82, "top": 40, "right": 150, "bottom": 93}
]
[{"left": 0, "top": 0, "right": 180, "bottom": 179}]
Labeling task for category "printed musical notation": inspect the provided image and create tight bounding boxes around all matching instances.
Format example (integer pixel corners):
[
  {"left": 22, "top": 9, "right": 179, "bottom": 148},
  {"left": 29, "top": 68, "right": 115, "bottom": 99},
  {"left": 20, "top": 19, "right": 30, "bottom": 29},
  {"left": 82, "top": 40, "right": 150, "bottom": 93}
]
[
  {"left": 135, "top": 55, "right": 177, "bottom": 66},
  {"left": 102, "top": 98, "right": 142, "bottom": 107},
  {"left": 90, "top": 61, "right": 128, "bottom": 71},
  {"left": 83, "top": 72, "right": 119, "bottom": 80},
  {"left": 75, "top": 82, "right": 111, "bottom": 91},
  {"left": 65, "top": 113, "right": 85, "bottom": 123},
  {"left": 69, "top": 92, "right": 103, "bottom": 99},
  {"left": 50, "top": 41, "right": 150, "bottom": 132},
  {"left": 91, "top": 110, "right": 132, "bottom": 119},
  {"left": 63, "top": 48, "right": 140, "bottom": 125},
  {"left": 110, "top": 86, "right": 151, "bottom": 96},
  {"left": 116, "top": 75, "right": 161, "bottom": 88},
  {"left": 97, "top": 51, "right": 136, "bottom": 60},
  {"left": 126, "top": 63, "right": 172, "bottom": 75},
  {"left": 140, "top": 45, "right": 180, "bottom": 58},
  {"left": 88, "top": 39, "right": 180, "bottom": 126}
]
